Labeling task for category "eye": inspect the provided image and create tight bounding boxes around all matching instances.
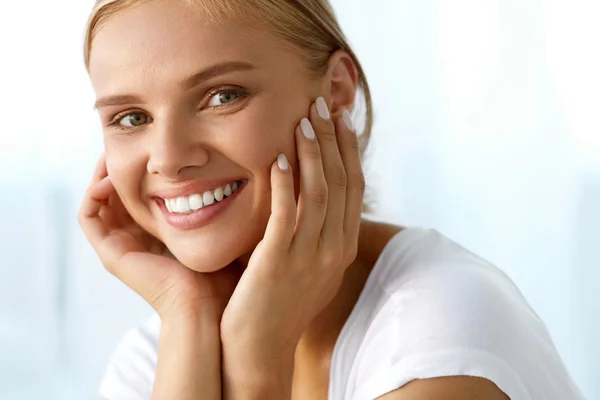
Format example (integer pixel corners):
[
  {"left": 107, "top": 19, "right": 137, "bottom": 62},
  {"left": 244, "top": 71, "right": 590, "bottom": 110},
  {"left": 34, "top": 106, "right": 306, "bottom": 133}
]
[
  {"left": 207, "top": 89, "right": 241, "bottom": 108},
  {"left": 118, "top": 112, "right": 150, "bottom": 127}
]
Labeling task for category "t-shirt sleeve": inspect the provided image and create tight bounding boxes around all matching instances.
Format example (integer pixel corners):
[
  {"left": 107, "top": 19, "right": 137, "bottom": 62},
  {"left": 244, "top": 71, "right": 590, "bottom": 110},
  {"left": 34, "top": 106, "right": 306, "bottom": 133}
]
[
  {"left": 349, "top": 259, "right": 558, "bottom": 400},
  {"left": 98, "top": 315, "right": 160, "bottom": 400}
]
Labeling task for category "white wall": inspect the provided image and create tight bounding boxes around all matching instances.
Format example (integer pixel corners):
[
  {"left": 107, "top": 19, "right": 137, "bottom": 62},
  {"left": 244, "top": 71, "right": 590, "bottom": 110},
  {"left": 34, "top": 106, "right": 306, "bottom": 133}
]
[
  {"left": 0, "top": 0, "right": 597, "bottom": 398},
  {"left": 332, "top": 0, "right": 599, "bottom": 396}
]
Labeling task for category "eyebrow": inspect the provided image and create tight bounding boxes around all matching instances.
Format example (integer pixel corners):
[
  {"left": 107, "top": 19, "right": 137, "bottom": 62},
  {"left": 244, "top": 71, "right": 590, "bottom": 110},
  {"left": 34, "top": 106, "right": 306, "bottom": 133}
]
[
  {"left": 93, "top": 60, "right": 257, "bottom": 110},
  {"left": 180, "top": 60, "right": 257, "bottom": 90},
  {"left": 93, "top": 94, "right": 143, "bottom": 110}
]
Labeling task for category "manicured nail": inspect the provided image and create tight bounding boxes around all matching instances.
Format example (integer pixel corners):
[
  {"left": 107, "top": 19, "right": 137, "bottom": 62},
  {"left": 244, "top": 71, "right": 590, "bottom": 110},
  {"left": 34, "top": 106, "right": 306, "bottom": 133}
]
[
  {"left": 315, "top": 96, "right": 330, "bottom": 120},
  {"left": 277, "top": 153, "right": 289, "bottom": 171},
  {"left": 300, "top": 118, "right": 316, "bottom": 140},
  {"left": 342, "top": 109, "right": 354, "bottom": 132}
]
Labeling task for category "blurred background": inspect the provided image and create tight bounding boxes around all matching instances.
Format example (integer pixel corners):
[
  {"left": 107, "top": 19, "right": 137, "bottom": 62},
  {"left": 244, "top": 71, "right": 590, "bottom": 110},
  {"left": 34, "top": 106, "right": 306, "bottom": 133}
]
[{"left": 0, "top": 0, "right": 598, "bottom": 398}]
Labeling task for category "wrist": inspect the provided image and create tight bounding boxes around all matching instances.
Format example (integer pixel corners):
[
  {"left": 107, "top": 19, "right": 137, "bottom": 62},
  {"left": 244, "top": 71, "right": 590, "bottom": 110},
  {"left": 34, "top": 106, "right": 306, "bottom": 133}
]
[
  {"left": 161, "top": 301, "right": 225, "bottom": 328},
  {"left": 153, "top": 303, "right": 223, "bottom": 400},
  {"left": 222, "top": 344, "right": 295, "bottom": 399}
]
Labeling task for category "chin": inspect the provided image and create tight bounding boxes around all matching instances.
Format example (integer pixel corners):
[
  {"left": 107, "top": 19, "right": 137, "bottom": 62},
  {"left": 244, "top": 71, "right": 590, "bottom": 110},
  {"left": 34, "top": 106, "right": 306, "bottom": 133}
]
[
  {"left": 145, "top": 181, "right": 272, "bottom": 272},
  {"left": 161, "top": 224, "right": 265, "bottom": 273},
  {"left": 165, "top": 241, "right": 240, "bottom": 273}
]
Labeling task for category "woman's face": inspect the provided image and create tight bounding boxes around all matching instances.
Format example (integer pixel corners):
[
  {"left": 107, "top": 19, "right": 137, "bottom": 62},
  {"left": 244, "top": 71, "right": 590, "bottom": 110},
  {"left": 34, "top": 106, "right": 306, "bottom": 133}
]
[{"left": 89, "top": 0, "right": 327, "bottom": 272}]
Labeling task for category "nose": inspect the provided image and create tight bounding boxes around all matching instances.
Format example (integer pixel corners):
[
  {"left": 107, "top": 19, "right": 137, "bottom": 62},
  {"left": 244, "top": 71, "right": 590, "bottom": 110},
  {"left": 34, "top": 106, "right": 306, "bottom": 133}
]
[{"left": 146, "top": 117, "right": 210, "bottom": 180}]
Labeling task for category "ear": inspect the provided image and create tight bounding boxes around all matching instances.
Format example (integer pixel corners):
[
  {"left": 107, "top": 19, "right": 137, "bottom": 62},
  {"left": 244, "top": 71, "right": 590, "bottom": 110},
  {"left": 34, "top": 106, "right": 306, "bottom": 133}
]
[{"left": 326, "top": 50, "right": 358, "bottom": 116}]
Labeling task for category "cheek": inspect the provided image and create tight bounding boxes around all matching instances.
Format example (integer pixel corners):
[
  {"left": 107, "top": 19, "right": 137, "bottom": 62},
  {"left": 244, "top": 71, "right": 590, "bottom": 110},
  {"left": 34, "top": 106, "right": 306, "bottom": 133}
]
[
  {"left": 234, "top": 93, "right": 306, "bottom": 167},
  {"left": 104, "top": 147, "right": 147, "bottom": 208},
  {"left": 225, "top": 103, "right": 296, "bottom": 169},
  {"left": 104, "top": 137, "right": 146, "bottom": 179}
]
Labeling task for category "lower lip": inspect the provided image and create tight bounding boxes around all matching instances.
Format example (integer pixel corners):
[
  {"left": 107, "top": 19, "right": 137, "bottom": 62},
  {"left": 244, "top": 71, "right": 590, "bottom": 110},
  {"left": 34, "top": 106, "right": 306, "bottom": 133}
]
[{"left": 157, "top": 181, "right": 246, "bottom": 230}]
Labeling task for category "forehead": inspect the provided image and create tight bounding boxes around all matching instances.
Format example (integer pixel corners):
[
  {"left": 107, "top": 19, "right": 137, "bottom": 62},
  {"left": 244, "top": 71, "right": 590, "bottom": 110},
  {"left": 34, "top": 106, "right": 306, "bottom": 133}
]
[{"left": 88, "top": 0, "right": 301, "bottom": 92}]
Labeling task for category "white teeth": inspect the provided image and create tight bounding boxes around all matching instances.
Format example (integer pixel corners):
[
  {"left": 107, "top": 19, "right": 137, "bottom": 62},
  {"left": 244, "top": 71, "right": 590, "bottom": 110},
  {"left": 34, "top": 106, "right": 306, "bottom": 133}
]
[
  {"left": 214, "top": 186, "right": 224, "bottom": 202},
  {"left": 189, "top": 194, "right": 203, "bottom": 211},
  {"left": 203, "top": 191, "right": 215, "bottom": 206},
  {"left": 176, "top": 197, "right": 191, "bottom": 213},
  {"left": 163, "top": 181, "right": 243, "bottom": 214}
]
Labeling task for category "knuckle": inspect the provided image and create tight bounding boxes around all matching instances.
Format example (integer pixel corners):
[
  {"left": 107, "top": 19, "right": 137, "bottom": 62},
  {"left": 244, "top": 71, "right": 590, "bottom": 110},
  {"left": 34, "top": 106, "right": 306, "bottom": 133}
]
[
  {"left": 308, "top": 185, "right": 328, "bottom": 207},
  {"left": 304, "top": 143, "right": 322, "bottom": 160},
  {"left": 322, "top": 248, "right": 343, "bottom": 267},
  {"left": 319, "top": 128, "right": 337, "bottom": 142},
  {"left": 346, "top": 131, "right": 360, "bottom": 150},
  {"left": 351, "top": 172, "right": 366, "bottom": 192},
  {"left": 103, "top": 260, "right": 119, "bottom": 276},
  {"left": 84, "top": 183, "right": 96, "bottom": 196},
  {"left": 272, "top": 208, "right": 295, "bottom": 225},
  {"left": 358, "top": 174, "right": 366, "bottom": 192},
  {"left": 77, "top": 208, "right": 92, "bottom": 227},
  {"left": 345, "top": 243, "right": 358, "bottom": 264},
  {"left": 77, "top": 217, "right": 88, "bottom": 232},
  {"left": 331, "top": 167, "right": 347, "bottom": 188}
]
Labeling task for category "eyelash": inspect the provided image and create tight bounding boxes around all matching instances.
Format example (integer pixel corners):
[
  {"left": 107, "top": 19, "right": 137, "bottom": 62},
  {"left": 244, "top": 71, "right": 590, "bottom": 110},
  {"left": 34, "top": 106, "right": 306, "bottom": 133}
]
[
  {"left": 206, "top": 86, "right": 246, "bottom": 107},
  {"left": 107, "top": 86, "right": 247, "bottom": 131}
]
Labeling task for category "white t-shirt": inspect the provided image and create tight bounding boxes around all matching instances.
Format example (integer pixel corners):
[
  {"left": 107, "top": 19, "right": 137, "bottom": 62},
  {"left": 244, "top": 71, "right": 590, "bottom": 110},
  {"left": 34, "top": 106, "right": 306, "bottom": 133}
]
[{"left": 98, "top": 227, "right": 585, "bottom": 400}]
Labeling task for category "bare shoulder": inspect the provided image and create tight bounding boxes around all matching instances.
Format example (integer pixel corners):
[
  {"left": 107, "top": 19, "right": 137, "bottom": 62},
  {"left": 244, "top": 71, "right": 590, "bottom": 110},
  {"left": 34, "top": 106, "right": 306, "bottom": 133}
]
[{"left": 376, "top": 376, "right": 510, "bottom": 400}]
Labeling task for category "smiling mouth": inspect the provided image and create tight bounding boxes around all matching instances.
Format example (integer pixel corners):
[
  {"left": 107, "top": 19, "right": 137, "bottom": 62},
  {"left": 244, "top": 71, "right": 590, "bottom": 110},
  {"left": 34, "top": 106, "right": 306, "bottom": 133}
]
[{"left": 160, "top": 180, "right": 246, "bottom": 214}]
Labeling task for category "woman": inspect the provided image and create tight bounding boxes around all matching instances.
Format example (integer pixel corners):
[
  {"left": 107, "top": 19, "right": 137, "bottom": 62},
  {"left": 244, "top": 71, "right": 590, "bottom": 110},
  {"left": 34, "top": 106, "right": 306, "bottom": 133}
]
[{"left": 79, "top": 0, "right": 584, "bottom": 399}]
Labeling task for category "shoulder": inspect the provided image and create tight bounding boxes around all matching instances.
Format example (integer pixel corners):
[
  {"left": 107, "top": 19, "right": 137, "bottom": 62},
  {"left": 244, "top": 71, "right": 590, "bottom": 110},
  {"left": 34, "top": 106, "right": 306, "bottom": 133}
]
[
  {"left": 98, "top": 314, "right": 160, "bottom": 400},
  {"left": 363, "top": 227, "right": 535, "bottom": 322},
  {"left": 336, "top": 227, "right": 580, "bottom": 400}
]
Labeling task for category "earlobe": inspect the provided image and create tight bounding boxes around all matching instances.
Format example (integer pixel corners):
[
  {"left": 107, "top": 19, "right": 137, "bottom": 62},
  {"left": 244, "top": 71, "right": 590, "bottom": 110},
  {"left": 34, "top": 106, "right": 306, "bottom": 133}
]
[{"left": 327, "top": 50, "right": 359, "bottom": 116}]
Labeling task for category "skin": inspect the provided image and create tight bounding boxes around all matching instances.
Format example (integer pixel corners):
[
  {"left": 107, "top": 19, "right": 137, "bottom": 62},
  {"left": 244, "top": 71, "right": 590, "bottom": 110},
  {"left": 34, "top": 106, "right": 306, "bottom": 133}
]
[{"left": 82, "top": 0, "right": 509, "bottom": 399}]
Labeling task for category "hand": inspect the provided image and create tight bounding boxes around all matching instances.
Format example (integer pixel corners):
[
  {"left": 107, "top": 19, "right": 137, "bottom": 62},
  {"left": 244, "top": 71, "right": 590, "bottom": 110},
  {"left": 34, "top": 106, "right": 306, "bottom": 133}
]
[
  {"left": 220, "top": 99, "right": 365, "bottom": 392},
  {"left": 78, "top": 155, "right": 242, "bottom": 320}
]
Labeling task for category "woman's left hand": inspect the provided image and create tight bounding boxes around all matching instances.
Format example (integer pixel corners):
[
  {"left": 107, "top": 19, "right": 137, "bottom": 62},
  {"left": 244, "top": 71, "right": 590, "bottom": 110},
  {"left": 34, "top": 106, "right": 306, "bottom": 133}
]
[{"left": 220, "top": 97, "right": 365, "bottom": 397}]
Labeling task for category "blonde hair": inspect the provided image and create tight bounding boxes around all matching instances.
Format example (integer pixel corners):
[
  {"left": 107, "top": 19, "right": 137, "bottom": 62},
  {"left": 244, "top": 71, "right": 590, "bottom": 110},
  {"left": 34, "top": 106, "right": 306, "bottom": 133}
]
[{"left": 84, "top": 0, "right": 374, "bottom": 211}]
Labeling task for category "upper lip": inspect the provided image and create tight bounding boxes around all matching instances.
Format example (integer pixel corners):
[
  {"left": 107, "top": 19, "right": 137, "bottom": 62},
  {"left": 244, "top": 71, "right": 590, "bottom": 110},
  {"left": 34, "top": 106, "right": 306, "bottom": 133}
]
[{"left": 150, "top": 177, "right": 246, "bottom": 199}]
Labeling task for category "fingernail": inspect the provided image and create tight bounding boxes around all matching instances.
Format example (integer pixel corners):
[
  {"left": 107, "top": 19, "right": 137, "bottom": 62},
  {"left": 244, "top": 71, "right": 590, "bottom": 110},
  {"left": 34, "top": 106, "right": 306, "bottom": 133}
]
[
  {"left": 315, "top": 96, "right": 330, "bottom": 120},
  {"left": 277, "top": 153, "right": 289, "bottom": 171},
  {"left": 300, "top": 118, "right": 316, "bottom": 140},
  {"left": 342, "top": 109, "right": 354, "bottom": 132}
]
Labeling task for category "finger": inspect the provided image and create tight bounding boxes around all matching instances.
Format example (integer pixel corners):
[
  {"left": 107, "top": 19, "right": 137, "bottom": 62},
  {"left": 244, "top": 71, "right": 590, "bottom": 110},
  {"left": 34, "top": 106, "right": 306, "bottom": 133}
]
[
  {"left": 80, "top": 176, "right": 115, "bottom": 219},
  {"left": 309, "top": 97, "right": 346, "bottom": 247},
  {"left": 89, "top": 153, "right": 108, "bottom": 187},
  {"left": 337, "top": 109, "right": 365, "bottom": 248},
  {"left": 262, "top": 154, "right": 297, "bottom": 251},
  {"left": 292, "top": 118, "right": 328, "bottom": 251},
  {"left": 78, "top": 155, "right": 114, "bottom": 256},
  {"left": 80, "top": 154, "right": 111, "bottom": 220},
  {"left": 78, "top": 175, "right": 116, "bottom": 248}
]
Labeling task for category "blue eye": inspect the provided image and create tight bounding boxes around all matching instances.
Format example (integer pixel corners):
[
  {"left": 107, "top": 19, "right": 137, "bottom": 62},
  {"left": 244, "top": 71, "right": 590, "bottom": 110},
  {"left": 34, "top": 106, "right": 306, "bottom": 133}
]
[{"left": 207, "top": 89, "right": 241, "bottom": 107}]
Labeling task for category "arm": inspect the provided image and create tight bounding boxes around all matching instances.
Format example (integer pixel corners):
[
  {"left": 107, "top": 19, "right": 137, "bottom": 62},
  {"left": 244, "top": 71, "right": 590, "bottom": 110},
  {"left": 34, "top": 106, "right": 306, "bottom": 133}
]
[
  {"left": 220, "top": 102, "right": 363, "bottom": 399},
  {"left": 221, "top": 348, "right": 296, "bottom": 400},
  {"left": 377, "top": 376, "right": 510, "bottom": 400},
  {"left": 79, "top": 155, "right": 242, "bottom": 400},
  {"left": 152, "top": 307, "right": 223, "bottom": 400},
  {"left": 221, "top": 365, "right": 511, "bottom": 400}
]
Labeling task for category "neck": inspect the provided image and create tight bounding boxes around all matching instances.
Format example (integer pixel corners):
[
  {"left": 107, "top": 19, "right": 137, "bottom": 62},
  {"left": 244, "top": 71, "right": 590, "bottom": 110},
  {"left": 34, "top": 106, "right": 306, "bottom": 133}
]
[
  {"left": 298, "top": 218, "right": 404, "bottom": 347},
  {"left": 231, "top": 218, "right": 404, "bottom": 347}
]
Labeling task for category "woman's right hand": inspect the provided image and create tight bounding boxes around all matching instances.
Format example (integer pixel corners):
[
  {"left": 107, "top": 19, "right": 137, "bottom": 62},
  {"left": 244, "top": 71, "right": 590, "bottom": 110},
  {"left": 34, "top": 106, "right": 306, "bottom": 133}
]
[{"left": 78, "top": 154, "right": 242, "bottom": 320}]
